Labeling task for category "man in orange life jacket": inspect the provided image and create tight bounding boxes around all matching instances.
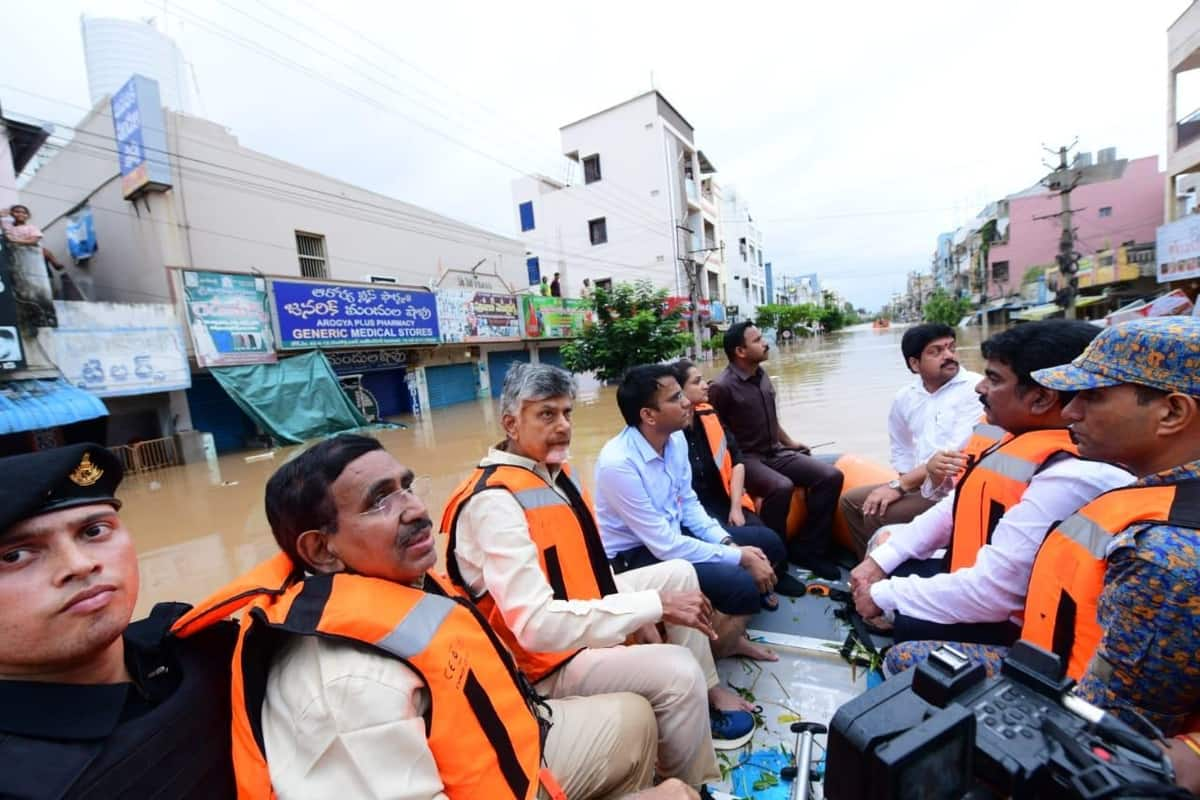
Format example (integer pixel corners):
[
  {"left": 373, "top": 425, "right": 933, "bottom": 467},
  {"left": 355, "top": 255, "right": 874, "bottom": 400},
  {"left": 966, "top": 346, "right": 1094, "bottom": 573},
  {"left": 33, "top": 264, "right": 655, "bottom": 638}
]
[
  {"left": 882, "top": 317, "right": 1200, "bottom": 794},
  {"left": 849, "top": 320, "right": 1132, "bottom": 646},
  {"left": 0, "top": 444, "right": 237, "bottom": 799},
  {"left": 180, "top": 433, "right": 671, "bottom": 800},
  {"left": 443, "top": 363, "right": 754, "bottom": 787}
]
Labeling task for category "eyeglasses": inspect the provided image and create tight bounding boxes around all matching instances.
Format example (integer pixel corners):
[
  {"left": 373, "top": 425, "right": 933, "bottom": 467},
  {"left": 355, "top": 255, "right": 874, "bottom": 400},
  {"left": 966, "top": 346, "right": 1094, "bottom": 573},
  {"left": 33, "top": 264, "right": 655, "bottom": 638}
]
[{"left": 359, "top": 476, "right": 433, "bottom": 518}]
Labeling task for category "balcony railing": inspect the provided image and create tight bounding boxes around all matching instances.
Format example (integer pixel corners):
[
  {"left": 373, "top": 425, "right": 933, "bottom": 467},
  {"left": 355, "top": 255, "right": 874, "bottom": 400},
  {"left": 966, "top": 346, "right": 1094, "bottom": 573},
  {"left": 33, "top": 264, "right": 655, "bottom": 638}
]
[{"left": 685, "top": 178, "right": 699, "bottom": 204}]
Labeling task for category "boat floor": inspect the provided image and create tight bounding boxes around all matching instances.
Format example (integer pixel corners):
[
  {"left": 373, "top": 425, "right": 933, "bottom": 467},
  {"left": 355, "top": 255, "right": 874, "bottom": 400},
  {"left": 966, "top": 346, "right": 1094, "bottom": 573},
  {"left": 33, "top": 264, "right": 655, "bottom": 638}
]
[{"left": 709, "top": 565, "right": 891, "bottom": 799}]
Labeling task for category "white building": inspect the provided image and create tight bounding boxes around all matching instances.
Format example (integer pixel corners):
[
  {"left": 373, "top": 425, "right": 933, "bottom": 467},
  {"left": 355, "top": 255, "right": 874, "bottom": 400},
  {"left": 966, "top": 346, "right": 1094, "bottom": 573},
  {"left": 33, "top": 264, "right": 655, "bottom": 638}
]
[
  {"left": 721, "top": 186, "right": 767, "bottom": 315},
  {"left": 510, "top": 91, "right": 725, "bottom": 306},
  {"left": 81, "top": 16, "right": 197, "bottom": 114}
]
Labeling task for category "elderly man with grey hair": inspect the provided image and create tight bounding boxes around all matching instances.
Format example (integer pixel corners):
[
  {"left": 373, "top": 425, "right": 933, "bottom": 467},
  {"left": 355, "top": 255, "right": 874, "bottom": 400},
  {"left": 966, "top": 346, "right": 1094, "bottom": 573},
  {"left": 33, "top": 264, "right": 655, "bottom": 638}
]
[{"left": 440, "top": 363, "right": 760, "bottom": 789}]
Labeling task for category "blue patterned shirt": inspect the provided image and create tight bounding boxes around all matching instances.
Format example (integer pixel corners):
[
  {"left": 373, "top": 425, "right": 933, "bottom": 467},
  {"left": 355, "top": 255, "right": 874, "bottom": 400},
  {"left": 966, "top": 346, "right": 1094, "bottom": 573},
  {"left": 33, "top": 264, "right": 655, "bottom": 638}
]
[
  {"left": 1074, "top": 458, "right": 1200, "bottom": 736},
  {"left": 887, "top": 458, "right": 1200, "bottom": 737}
]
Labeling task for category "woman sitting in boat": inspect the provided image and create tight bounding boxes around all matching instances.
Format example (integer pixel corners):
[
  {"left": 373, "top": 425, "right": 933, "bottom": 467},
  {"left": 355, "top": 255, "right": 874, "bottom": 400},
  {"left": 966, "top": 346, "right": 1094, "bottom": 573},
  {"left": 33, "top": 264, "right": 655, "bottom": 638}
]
[{"left": 672, "top": 359, "right": 806, "bottom": 600}]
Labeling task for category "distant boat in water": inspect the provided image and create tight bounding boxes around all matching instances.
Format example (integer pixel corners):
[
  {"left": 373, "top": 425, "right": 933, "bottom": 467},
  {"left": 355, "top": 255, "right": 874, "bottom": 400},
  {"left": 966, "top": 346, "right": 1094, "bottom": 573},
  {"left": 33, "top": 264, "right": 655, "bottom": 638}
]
[{"left": 872, "top": 318, "right": 891, "bottom": 329}]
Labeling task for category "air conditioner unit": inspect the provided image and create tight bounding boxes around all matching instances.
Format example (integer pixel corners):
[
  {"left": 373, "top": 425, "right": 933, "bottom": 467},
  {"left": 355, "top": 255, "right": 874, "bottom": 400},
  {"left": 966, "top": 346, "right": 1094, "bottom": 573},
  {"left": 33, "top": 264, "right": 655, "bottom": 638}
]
[{"left": 365, "top": 274, "right": 399, "bottom": 284}]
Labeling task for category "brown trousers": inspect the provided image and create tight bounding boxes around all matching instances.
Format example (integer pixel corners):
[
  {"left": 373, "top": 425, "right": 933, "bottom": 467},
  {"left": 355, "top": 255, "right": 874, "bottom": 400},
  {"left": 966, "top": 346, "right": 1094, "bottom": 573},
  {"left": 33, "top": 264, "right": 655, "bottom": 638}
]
[{"left": 839, "top": 482, "right": 938, "bottom": 559}]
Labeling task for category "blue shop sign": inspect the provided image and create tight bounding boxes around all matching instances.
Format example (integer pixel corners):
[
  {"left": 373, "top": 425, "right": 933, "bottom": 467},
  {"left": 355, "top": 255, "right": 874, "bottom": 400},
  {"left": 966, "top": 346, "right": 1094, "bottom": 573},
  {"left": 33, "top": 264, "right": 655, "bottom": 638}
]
[{"left": 271, "top": 280, "right": 439, "bottom": 349}]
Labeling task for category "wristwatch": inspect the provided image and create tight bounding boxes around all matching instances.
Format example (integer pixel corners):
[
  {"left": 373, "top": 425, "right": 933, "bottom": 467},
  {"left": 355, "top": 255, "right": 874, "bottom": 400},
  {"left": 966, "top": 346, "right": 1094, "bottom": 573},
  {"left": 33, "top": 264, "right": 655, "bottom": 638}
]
[
  {"left": 720, "top": 536, "right": 735, "bottom": 546},
  {"left": 887, "top": 478, "right": 903, "bottom": 492}
]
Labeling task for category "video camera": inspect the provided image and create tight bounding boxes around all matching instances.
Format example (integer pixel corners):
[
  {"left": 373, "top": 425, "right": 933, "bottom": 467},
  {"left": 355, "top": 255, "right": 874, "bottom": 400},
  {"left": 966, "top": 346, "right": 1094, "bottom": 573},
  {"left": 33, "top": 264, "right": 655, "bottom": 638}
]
[{"left": 824, "top": 641, "right": 1180, "bottom": 799}]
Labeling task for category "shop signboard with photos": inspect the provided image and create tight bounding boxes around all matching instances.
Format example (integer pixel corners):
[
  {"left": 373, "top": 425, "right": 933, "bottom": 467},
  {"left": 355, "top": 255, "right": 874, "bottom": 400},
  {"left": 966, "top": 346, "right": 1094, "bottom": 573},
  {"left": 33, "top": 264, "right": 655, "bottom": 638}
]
[
  {"left": 181, "top": 270, "right": 277, "bottom": 367},
  {"left": 436, "top": 288, "right": 521, "bottom": 343},
  {"left": 0, "top": 242, "right": 26, "bottom": 371}
]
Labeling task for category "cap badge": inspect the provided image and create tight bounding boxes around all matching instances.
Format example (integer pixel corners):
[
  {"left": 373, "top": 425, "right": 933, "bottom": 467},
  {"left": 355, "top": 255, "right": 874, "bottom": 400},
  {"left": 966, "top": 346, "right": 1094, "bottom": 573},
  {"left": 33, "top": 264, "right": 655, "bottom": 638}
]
[{"left": 70, "top": 453, "right": 104, "bottom": 487}]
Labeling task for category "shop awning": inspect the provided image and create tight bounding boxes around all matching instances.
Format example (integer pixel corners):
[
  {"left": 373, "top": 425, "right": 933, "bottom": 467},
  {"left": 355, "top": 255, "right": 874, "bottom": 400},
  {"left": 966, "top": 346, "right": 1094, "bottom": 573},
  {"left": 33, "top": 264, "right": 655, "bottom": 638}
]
[
  {"left": 0, "top": 378, "right": 109, "bottom": 434},
  {"left": 1073, "top": 294, "right": 1109, "bottom": 309},
  {"left": 1011, "top": 303, "right": 1063, "bottom": 322}
]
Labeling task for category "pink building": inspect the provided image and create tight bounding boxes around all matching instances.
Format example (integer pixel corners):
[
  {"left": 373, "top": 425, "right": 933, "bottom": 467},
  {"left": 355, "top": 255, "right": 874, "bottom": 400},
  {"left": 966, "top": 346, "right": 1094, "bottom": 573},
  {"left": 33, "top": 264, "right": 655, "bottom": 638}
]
[{"left": 987, "top": 155, "right": 1163, "bottom": 297}]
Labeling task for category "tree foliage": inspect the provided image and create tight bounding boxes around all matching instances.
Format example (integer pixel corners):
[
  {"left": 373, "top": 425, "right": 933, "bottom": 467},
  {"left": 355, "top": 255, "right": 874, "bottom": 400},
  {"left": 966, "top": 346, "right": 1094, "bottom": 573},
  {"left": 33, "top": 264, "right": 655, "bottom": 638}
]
[
  {"left": 754, "top": 297, "right": 856, "bottom": 335},
  {"left": 922, "top": 289, "right": 973, "bottom": 326},
  {"left": 560, "top": 281, "right": 691, "bottom": 382}
]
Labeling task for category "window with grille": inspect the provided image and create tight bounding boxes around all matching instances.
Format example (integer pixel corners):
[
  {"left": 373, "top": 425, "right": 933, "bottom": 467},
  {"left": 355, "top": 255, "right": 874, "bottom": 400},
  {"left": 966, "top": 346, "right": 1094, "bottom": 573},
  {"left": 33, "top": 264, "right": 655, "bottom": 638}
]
[
  {"left": 588, "top": 217, "right": 608, "bottom": 245},
  {"left": 296, "top": 232, "right": 328, "bottom": 278},
  {"left": 583, "top": 155, "right": 602, "bottom": 184}
]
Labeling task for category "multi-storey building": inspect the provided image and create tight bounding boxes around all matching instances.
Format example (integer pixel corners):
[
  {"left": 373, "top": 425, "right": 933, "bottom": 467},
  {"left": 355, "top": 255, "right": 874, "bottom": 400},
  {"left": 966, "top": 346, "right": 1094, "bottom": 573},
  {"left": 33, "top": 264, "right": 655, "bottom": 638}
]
[{"left": 510, "top": 91, "right": 725, "bottom": 308}]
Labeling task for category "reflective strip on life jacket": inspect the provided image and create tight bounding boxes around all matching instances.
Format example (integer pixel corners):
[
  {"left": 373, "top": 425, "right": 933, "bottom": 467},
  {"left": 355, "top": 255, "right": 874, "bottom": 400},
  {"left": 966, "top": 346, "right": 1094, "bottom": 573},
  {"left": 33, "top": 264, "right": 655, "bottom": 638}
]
[
  {"left": 1021, "top": 480, "right": 1200, "bottom": 683},
  {"left": 442, "top": 460, "right": 615, "bottom": 682},
  {"left": 695, "top": 404, "right": 755, "bottom": 513},
  {"left": 947, "top": 427, "right": 1077, "bottom": 572},
  {"left": 175, "top": 559, "right": 548, "bottom": 800}
]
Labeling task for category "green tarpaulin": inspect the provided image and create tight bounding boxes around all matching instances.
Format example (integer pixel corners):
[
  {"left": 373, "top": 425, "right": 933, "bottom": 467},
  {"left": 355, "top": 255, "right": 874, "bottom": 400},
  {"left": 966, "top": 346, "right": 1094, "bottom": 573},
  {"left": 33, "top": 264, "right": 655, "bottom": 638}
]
[{"left": 210, "top": 350, "right": 368, "bottom": 445}]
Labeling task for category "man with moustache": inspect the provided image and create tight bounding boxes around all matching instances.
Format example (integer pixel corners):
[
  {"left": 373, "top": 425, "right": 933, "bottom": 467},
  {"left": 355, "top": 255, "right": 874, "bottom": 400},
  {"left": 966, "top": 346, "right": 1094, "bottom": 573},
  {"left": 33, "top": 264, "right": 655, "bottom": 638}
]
[
  {"left": 0, "top": 444, "right": 236, "bottom": 799},
  {"left": 443, "top": 363, "right": 752, "bottom": 778},
  {"left": 174, "top": 434, "right": 675, "bottom": 800},
  {"left": 708, "top": 321, "right": 844, "bottom": 579},
  {"left": 849, "top": 321, "right": 1132, "bottom": 646},
  {"left": 839, "top": 323, "right": 984, "bottom": 557}
]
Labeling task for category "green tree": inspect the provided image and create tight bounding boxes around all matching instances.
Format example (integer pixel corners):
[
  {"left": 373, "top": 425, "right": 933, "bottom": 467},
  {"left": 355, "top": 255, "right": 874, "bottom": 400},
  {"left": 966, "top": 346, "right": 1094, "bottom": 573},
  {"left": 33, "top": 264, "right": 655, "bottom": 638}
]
[
  {"left": 922, "top": 288, "right": 973, "bottom": 326},
  {"left": 560, "top": 281, "right": 691, "bottom": 382}
]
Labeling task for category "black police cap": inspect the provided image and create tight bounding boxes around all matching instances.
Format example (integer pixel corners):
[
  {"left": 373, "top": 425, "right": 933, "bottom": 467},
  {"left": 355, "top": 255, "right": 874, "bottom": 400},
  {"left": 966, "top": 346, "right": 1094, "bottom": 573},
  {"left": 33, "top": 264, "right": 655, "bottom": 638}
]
[{"left": 0, "top": 443, "right": 124, "bottom": 534}]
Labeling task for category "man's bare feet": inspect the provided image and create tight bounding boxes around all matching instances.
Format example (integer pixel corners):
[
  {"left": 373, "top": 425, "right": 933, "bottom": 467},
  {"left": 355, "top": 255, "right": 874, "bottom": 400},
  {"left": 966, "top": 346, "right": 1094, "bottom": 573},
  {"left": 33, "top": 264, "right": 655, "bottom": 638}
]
[
  {"left": 709, "top": 684, "right": 755, "bottom": 712},
  {"left": 732, "top": 636, "right": 778, "bottom": 662}
]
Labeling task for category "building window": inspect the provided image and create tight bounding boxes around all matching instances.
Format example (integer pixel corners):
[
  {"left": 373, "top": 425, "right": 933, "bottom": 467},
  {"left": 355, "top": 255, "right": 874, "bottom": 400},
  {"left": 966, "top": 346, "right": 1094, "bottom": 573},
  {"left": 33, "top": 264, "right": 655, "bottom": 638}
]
[
  {"left": 526, "top": 256, "right": 541, "bottom": 286},
  {"left": 583, "top": 154, "right": 602, "bottom": 184},
  {"left": 519, "top": 201, "right": 536, "bottom": 231},
  {"left": 1098, "top": 206, "right": 1112, "bottom": 218},
  {"left": 739, "top": 237, "right": 747, "bottom": 260},
  {"left": 757, "top": 251, "right": 763, "bottom": 267},
  {"left": 588, "top": 217, "right": 607, "bottom": 245},
  {"left": 992, "top": 261, "right": 1009, "bottom": 283},
  {"left": 595, "top": 277, "right": 613, "bottom": 291},
  {"left": 296, "top": 231, "right": 328, "bottom": 278}
]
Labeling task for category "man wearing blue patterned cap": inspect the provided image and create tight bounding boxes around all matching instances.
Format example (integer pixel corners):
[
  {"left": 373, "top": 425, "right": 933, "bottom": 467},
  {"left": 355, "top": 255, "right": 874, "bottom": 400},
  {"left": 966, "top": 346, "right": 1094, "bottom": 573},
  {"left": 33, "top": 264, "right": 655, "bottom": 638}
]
[
  {"left": 882, "top": 317, "right": 1200, "bottom": 793},
  {"left": 0, "top": 443, "right": 237, "bottom": 798}
]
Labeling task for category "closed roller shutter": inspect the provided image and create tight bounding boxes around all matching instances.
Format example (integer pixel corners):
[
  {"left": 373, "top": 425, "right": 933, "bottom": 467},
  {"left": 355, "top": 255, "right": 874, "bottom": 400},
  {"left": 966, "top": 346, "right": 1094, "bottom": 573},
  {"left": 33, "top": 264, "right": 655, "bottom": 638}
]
[{"left": 425, "top": 363, "right": 478, "bottom": 409}]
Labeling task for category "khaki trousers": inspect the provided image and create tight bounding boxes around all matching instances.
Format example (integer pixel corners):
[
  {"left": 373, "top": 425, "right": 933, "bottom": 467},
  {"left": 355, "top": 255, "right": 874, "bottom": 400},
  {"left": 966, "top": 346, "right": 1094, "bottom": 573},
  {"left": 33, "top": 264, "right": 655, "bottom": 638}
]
[
  {"left": 537, "top": 560, "right": 720, "bottom": 787},
  {"left": 839, "top": 482, "right": 937, "bottom": 559},
  {"left": 541, "top": 693, "right": 657, "bottom": 800}
]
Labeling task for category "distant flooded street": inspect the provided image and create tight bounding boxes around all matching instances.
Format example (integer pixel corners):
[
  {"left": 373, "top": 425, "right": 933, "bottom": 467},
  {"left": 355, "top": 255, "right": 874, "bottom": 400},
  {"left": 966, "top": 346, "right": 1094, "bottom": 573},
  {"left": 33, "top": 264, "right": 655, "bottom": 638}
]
[{"left": 123, "top": 324, "right": 987, "bottom": 615}]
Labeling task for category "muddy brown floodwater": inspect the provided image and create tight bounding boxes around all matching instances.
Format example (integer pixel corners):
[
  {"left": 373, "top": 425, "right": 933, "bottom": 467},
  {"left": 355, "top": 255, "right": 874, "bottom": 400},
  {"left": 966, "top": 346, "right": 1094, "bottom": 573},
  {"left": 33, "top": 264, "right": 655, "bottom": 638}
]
[{"left": 121, "top": 323, "right": 986, "bottom": 616}]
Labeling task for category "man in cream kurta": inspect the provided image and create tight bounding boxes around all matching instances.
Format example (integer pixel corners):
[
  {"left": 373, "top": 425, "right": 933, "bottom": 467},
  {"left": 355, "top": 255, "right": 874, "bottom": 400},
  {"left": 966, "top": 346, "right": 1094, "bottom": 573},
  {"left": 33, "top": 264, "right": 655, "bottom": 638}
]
[{"left": 448, "top": 365, "right": 763, "bottom": 785}]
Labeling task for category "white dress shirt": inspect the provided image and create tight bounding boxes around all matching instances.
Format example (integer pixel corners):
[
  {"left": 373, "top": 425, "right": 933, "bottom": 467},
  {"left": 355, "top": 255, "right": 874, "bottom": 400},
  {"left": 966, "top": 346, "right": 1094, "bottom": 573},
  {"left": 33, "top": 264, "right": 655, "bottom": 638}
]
[
  {"left": 452, "top": 445, "right": 664, "bottom": 653},
  {"left": 888, "top": 369, "right": 984, "bottom": 499},
  {"left": 595, "top": 427, "right": 739, "bottom": 566},
  {"left": 869, "top": 452, "right": 1133, "bottom": 624}
]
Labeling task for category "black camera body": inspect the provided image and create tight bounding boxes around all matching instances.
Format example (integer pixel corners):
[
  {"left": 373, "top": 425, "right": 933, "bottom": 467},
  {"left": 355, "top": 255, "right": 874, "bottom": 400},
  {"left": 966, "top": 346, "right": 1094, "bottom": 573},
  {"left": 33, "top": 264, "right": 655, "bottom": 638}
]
[{"left": 825, "top": 642, "right": 1174, "bottom": 799}]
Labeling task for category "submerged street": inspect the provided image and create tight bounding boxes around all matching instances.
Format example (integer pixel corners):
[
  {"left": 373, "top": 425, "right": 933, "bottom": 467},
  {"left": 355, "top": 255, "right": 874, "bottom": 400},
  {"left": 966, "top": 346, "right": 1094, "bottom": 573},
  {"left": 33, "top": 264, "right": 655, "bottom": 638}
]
[{"left": 123, "top": 323, "right": 987, "bottom": 615}]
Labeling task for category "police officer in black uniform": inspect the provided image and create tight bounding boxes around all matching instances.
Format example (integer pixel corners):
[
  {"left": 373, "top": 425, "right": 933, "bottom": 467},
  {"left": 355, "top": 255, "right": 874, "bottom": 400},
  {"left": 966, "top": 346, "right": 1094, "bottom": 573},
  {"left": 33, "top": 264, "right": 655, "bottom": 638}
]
[{"left": 0, "top": 444, "right": 236, "bottom": 799}]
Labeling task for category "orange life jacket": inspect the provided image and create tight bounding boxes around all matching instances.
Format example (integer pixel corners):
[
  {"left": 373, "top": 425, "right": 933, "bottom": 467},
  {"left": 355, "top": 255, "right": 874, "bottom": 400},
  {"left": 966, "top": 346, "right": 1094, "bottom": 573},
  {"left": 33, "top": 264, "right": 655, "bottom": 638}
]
[
  {"left": 442, "top": 461, "right": 618, "bottom": 683},
  {"left": 947, "top": 428, "right": 1078, "bottom": 572},
  {"left": 694, "top": 403, "right": 756, "bottom": 513},
  {"left": 172, "top": 553, "right": 556, "bottom": 800},
  {"left": 962, "top": 419, "right": 1011, "bottom": 464},
  {"left": 1021, "top": 479, "right": 1200, "bottom": 685}
]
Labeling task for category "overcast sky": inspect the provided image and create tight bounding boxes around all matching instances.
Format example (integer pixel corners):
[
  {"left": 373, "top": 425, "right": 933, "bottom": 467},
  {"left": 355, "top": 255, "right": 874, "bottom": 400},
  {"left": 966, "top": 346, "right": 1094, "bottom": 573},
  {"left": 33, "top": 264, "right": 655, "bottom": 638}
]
[{"left": 5, "top": 0, "right": 1191, "bottom": 308}]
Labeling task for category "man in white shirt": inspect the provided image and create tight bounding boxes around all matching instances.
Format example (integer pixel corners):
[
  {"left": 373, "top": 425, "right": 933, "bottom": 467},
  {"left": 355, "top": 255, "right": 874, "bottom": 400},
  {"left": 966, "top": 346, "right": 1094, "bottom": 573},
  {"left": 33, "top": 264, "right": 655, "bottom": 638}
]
[
  {"left": 849, "top": 321, "right": 1133, "bottom": 646},
  {"left": 840, "top": 323, "right": 984, "bottom": 557}
]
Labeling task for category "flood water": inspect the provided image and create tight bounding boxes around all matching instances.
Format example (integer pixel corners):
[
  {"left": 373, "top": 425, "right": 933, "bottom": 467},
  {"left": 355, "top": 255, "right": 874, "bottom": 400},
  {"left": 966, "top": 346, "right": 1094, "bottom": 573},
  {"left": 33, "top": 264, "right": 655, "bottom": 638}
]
[{"left": 122, "top": 323, "right": 987, "bottom": 616}]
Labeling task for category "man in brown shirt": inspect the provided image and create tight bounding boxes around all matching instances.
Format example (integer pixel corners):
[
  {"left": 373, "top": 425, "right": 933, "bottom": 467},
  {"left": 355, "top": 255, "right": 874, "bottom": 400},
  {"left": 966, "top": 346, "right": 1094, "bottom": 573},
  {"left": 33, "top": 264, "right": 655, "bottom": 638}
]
[{"left": 708, "top": 322, "right": 843, "bottom": 579}]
